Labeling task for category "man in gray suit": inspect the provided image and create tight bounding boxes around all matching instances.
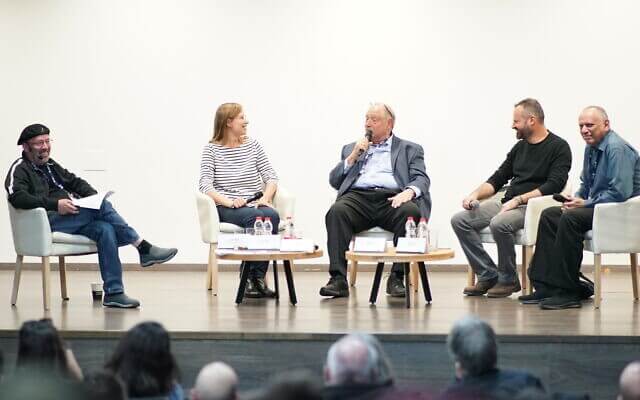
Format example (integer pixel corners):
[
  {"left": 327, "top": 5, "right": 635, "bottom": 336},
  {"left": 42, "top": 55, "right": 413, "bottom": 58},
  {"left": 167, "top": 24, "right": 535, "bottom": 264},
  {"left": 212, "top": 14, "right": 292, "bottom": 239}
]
[{"left": 320, "top": 103, "right": 431, "bottom": 298}]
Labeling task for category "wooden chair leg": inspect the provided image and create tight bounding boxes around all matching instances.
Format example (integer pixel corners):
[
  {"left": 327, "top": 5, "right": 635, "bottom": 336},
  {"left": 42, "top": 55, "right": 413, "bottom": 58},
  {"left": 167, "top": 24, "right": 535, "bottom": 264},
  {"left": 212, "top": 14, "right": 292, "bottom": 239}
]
[
  {"left": 410, "top": 262, "right": 419, "bottom": 292},
  {"left": 522, "top": 245, "right": 533, "bottom": 295},
  {"left": 208, "top": 244, "right": 219, "bottom": 295},
  {"left": 349, "top": 260, "right": 358, "bottom": 287},
  {"left": 466, "top": 266, "right": 475, "bottom": 287},
  {"left": 594, "top": 254, "right": 602, "bottom": 309},
  {"left": 11, "top": 255, "right": 23, "bottom": 306},
  {"left": 42, "top": 256, "right": 51, "bottom": 311},
  {"left": 630, "top": 253, "right": 638, "bottom": 300},
  {"left": 59, "top": 256, "right": 69, "bottom": 300}
]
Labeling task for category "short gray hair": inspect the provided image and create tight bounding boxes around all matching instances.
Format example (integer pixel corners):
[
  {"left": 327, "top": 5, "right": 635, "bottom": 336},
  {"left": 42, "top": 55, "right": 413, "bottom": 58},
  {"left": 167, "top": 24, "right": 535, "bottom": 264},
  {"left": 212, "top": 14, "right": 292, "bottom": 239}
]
[
  {"left": 515, "top": 98, "right": 545, "bottom": 123},
  {"left": 192, "top": 362, "right": 238, "bottom": 400},
  {"left": 582, "top": 105, "right": 609, "bottom": 122},
  {"left": 324, "top": 333, "right": 393, "bottom": 386},
  {"left": 447, "top": 316, "right": 497, "bottom": 377},
  {"left": 619, "top": 360, "right": 640, "bottom": 400}
]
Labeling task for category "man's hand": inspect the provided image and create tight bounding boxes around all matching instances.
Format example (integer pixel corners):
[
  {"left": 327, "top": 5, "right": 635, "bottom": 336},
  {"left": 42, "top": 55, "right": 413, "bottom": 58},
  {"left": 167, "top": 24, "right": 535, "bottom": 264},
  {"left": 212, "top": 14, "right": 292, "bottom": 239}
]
[
  {"left": 388, "top": 189, "right": 415, "bottom": 208},
  {"left": 498, "top": 197, "right": 521, "bottom": 214},
  {"left": 254, "top": 197, "right": 273, "bottom": 208},
  {"left": 346, "top": 137, "right": 371, "bottom": 165},
  {"left": 462, "top": 195, "right": 478, "bottom": 210},
  {"left": 57, "top": 199, "right": 79, "bottom": 215},
  {"left": 563, "top": 196, "right": 585, "bottom": 210},
  {"left": 231, "top": 198, "right": 247, "bottom": 208}
]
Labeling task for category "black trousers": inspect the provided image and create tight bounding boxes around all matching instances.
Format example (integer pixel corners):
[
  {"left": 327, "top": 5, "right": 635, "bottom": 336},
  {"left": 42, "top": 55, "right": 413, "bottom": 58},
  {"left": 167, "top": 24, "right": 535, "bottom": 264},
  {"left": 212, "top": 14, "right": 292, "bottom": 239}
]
[
  {"left": 325, "top": 189, "right": 422, "bottom": 278},
  {"left": 528, "top": 206, "right": 594, "bottom": 296}
]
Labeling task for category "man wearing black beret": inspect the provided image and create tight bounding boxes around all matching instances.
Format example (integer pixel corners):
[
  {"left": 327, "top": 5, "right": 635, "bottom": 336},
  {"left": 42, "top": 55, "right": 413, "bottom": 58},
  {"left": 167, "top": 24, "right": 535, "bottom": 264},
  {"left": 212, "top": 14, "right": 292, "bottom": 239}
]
[{"left": 5, "top": 123, "right": 178, "bottom": 308}]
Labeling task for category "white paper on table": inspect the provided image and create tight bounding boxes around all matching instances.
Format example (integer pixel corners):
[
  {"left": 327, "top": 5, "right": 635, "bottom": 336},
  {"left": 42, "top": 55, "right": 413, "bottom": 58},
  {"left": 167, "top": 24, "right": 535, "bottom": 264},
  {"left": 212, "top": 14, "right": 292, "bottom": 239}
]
[
  {"left": 72, "top": 191, "right": 115, "bottom": 209},
  {"left": 279, "top": 238, "right": 315, "bottom": 252},
  {"left": 353, "top": 237, "right": 386, "bottom": 252},
  {"left": 396, "top": 237, "right": 428, "bottom": 253}
]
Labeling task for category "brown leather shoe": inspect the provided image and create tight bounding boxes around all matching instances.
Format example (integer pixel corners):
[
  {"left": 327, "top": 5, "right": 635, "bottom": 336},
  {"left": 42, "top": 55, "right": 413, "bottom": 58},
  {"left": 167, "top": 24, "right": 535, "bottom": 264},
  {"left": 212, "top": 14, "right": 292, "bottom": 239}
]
[
  {"left": 463, "top": 277, "right": 498, "bottom": 296},
  {"left": 487, "top": 281, "right": 522, "bottom": 298}
]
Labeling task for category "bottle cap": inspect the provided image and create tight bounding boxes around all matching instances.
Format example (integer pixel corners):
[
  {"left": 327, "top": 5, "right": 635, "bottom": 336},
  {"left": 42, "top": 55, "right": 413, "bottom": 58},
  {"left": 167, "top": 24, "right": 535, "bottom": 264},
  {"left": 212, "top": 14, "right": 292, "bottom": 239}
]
[
  {"left": 255, "top": 217, "right": 262, "bottom": 221},
  {"left": 407, "top": 216, "right": 414, "bottom": 221},
  {"left": 264, "top": 217, "right": 271, "bottom": 221},
  {"left": 419, "top": 217, "right": 427, "bottom": 222}
]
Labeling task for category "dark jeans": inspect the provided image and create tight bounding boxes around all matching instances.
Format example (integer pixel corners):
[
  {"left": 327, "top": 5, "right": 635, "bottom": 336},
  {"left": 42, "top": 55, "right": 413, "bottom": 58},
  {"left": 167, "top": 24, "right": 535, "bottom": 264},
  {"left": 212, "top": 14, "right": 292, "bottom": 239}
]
[
  {"left": 217, "top": 205, "right": 280, "bottom": 279},
  {"left": 48, "top": 200, "right": 140, "bottom": 295},
  {"left": 325, "top": 189, "right": 422, "bottom": 279},
  {"left": 528, "top": 206, "right": 594, "bottom": 296}
]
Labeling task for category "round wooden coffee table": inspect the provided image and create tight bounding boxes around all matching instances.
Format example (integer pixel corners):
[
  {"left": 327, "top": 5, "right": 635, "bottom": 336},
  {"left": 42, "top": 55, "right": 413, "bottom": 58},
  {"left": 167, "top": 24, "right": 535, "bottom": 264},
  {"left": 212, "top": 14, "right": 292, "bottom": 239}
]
[
  {"left": 345, "top": 248, "right": 455, "bottom": 307},
  {"left": 216, "top": 249, "right": 323, "bottom": 305}
]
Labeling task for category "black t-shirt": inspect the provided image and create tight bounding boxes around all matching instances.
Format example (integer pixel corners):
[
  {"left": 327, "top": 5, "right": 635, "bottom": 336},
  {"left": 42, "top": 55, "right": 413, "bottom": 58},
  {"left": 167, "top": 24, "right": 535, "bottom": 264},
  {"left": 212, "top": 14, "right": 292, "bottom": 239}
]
[{"left": 486, "top": 132, "right": 572, "bottom": 203}]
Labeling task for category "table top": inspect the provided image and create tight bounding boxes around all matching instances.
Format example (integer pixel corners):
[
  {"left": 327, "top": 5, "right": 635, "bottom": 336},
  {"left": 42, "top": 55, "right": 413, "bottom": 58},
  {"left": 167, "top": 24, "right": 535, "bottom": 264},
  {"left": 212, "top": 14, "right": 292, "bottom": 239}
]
[
  {"left": 216, "top": 249, "right": 323, "bottom": 261},
  {"left": 346, "top": 248, "right": 454, "bottom": 262}
]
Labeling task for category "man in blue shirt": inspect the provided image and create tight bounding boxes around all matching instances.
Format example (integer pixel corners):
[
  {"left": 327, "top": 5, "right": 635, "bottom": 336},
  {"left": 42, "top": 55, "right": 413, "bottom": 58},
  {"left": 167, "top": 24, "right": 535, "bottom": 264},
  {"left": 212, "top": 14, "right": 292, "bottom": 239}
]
[{"left": 520, "top": 106, "right": 640, "bottom": 309}]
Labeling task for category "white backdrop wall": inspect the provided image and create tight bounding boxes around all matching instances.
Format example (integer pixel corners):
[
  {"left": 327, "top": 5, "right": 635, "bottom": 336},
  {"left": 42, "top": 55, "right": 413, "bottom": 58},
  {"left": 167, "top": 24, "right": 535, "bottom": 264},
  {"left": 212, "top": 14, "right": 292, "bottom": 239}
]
[{"left": 1, "top": 0, "right": 639, "bottom": 265}]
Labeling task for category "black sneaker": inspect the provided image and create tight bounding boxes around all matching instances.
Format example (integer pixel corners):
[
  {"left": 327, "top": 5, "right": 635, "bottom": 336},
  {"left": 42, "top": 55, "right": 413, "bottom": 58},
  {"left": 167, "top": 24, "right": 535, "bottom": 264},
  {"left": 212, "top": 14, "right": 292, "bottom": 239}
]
[
  {"left": 386, "top": 274, "right": 406, "bottom": 297},
  {"left": 140, "top": 245, "right": 178, "bottom": 267},
  {"left": 518, "top": 291, "right": 551, "bottom": 304},
  {"left": 251, "top": 277, "right": 276, "bottom": 298},
  {"left": 244, "top": 278, "right": 264, "bottom": 298},
  {"left": 319, "top": 276, "right": 349, "bottom": 297},
  {"left": 103, "top": 293, "right": 140, "bottom": 308},
  {"left": 539, "top": 295, "right": 582, "bottom": 310}
]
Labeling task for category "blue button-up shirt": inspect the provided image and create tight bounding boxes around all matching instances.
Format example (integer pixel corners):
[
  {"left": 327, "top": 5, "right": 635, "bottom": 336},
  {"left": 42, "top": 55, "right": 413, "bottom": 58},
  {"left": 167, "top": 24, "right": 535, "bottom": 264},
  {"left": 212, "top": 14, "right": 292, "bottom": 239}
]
[{"left": 576, "top": 130, "right": 640, "bottom": 207}]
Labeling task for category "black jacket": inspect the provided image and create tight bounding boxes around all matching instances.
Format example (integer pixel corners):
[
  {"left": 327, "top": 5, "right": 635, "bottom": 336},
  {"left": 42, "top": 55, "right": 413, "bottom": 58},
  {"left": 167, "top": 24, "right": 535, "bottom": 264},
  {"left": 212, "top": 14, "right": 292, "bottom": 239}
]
[{"left": 5, "top": 153, "right": 96, "bottom": 211}]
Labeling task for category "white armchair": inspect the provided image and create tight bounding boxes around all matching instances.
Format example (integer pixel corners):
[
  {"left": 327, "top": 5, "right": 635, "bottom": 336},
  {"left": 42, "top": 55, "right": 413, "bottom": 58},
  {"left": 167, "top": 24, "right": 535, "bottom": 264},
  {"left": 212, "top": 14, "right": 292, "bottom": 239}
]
[
  {"left": 469, "top": 192, "right": 568, "bottom": 295},
  {"left": 584, "top": 196, "right": 640, "bottom": 309},
  {"left": 8, "top": 203, "right": 98, "bottom": 310},
  {"left": 195, "top": 187, "right": 296, "bottom": 295}
]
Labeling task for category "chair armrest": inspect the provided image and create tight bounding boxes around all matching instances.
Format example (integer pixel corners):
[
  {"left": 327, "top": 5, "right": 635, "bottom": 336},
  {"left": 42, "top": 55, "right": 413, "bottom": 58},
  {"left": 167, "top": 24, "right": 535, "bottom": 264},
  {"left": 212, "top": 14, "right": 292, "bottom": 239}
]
[
  {"left": 522, "top": 195, "right": 562, "bottom": 245},
  {"left": 590, "top": 196, "right": 640, "bottom": 253},
  {"left": 195, "top": 192, "right": 220, "bottom": 244},
  {"left": 8, "top": 204, "right": 53, "bottom": 256},
  {"left": 273, "top": 185, "right": 295, "bottom": 219}
]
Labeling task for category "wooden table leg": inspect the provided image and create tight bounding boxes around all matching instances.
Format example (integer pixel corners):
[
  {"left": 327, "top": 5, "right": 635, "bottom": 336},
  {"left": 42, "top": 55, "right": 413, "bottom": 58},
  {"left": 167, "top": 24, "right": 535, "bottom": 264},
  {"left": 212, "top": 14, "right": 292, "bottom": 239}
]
[
  {"left": 418, "top": 262, "right": 432, "bottom": 304},
  {"left": 404, "top": 263, "right": 411, "bottom": 308},
  {"left": 272, "top": 260, "right": 280, "bottom": 301},
  {"left": 235, "top": 261, "right": 250, "bottom": 305},
  {"left": 369, "top": 262, "right": 385, "bottom": 304},
  {"left": 283, "top": 260, "right": 297, "bottom": 305}
]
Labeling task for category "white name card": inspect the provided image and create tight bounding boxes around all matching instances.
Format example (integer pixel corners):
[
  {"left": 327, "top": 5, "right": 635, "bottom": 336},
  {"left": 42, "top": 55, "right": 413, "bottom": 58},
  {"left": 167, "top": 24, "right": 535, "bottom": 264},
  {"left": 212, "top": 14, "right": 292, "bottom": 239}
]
[
  {"left": 396, "top": 237, "right": 428, "bottom": 253},
  {"left": 217, "top": 233, "right": 248, "bottom": 249},
  {"left": 353, "top": 237, "right": 387, "bottom": 253},
  {"left": 246, "top": 235, "right": 281, "bottom": 250},
  {"left": 280, "top": 238, "right": 315, "bottom": 252}
]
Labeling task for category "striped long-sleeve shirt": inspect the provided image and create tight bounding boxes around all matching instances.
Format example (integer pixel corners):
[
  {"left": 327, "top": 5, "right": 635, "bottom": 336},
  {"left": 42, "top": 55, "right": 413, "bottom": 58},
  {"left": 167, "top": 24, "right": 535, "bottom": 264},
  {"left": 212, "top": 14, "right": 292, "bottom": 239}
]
[{"left": 198, "top": 137, "right": 278, "bottom": 200}]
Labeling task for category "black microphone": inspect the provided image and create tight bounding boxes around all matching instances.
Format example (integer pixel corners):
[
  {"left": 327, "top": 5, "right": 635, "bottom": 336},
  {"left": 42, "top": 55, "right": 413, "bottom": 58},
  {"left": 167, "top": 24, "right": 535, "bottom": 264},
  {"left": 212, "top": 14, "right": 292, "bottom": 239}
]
[
  {"left": 246, "top": 191, "right": 264, "bottom": 203},
  {"left": 358, "top": 129, "right": 373, "bottom": 156}
]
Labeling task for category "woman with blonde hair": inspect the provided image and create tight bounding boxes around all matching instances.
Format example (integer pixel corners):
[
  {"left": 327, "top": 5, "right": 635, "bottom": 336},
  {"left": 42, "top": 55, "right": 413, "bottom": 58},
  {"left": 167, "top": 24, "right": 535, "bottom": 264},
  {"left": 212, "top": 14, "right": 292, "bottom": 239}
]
[{"left": 198, "top": 103, "right": 279, "bottom": 298}]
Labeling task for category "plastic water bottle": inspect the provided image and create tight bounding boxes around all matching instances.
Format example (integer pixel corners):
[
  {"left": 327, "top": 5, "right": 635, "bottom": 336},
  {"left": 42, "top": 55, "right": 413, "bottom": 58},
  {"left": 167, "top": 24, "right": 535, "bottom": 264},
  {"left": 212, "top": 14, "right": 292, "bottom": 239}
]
[
  {"left": 405, "top": 217, "right": 417, "bottom": 238},
  {"left": 283, "top": 216, "right": 294, "bottom": 239},
  {"left": 417, "top": 217, "right": 429, "bottom": 238},
  {"left": 253, "top": 217, "right": 264, "bottom": 235},
  {"left": 263, "top": 217, "right": 273, "bottom": 235}
]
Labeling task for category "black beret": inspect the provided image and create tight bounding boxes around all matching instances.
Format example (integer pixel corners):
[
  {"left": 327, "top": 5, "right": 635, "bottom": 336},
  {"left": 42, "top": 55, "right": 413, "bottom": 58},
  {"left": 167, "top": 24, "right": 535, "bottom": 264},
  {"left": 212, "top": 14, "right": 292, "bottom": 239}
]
[{"left": 18, "top": 124, "right": 50, "bottom": 145}]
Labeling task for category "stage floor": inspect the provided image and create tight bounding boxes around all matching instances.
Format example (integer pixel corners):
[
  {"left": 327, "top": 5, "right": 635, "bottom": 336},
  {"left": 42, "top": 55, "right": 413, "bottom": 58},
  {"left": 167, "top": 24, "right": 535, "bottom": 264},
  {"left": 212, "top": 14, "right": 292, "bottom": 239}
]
[{"left": 1, "top": 269, "right": 638, "bottom": 339}]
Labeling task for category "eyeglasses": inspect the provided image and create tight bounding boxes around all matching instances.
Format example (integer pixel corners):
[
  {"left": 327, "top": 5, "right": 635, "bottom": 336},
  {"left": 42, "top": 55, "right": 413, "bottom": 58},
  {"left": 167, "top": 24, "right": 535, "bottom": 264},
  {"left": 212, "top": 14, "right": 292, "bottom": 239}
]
[{"left": 28, "top": 139, "right": 52, "bottom": 147}]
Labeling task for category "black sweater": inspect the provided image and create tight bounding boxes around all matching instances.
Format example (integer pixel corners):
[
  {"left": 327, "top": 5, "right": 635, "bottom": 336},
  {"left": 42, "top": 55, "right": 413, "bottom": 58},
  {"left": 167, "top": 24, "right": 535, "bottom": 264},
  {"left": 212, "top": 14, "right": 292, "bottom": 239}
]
[{"left": 487, "top": 132, "right": 571, "bottom": 203}]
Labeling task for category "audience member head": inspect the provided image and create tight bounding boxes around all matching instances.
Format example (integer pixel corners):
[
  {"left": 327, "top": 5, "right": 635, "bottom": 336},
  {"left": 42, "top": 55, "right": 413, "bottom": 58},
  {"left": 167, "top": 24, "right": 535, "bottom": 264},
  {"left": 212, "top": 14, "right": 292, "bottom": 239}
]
[
  {"left": 212, "top": 102, "right": 245, "bottom": 143},
  {"left": 447, "top": 316, "right": 498, "bottom": 379},
  {"left": 83, "top": 370, "right": 127, "bottom": 400},
  {"left": 16, "top": 318, "right": 71, "bottom": 378},
  {"left": 618, "top": 360, "right": 640, "bottom": 400},
  {"left": 18, "top": 123, "right": 51, "bottom": 166},
  {"left": 579, "top": 105, "right": 611, "bottom": 146},
  {"left": 324, "top": 333, "right": 393, "bottom": 386},
  {"left": 191, "top": 362, "right": 238, "bottom": 400},
  {"left": 513, "top": 98, "right": 545, "bottom": 140},
  {"left": 105, "top": 321, "right": 179, "bottom": 398},
  {"left": 365, "top": 103, "right": 395, "bottom": 141},
  {"left": 251, "top": 370, "right": 321, "bottom": 400}
]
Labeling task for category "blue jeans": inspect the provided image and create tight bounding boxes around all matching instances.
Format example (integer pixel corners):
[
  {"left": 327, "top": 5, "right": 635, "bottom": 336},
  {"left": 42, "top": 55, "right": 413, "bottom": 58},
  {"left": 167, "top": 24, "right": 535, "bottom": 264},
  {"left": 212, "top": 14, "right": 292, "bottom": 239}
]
[
  {"left": 216, "top": 205, "right": 280, "bottom": 278},
  {"left": 48, "top": 200, "right": 140, "bottom": 295}
]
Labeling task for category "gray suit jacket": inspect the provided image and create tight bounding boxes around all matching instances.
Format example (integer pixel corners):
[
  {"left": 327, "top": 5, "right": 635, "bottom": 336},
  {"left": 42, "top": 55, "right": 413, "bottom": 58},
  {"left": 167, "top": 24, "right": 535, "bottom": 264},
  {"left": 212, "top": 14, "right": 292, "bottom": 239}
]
[{"left": 328, "top": 134, "right": 432, "bottom": 218}]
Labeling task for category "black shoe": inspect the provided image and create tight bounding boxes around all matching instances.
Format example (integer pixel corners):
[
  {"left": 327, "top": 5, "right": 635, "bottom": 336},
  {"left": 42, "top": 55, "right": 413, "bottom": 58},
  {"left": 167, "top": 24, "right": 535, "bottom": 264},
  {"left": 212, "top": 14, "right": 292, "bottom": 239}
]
[
  {"left": 244, "top": 279, "right": 264, "bottom": 298},
  {"left": 319, "top": 276, "right": 349, "bottom": 297},
  {"left": 539, "top": 295, "right": 582, "bottom": 310},
  {"left": 386, "top": 274, "right": 406, "bottom": 297},
  {"left": 251, "top": 277, "right": 276, "bottom": 298},
  {"left": 102, "top": 293, "right": 140, "bottom": 308},
  {"left": 140, "top": 245, "right": 178, "bottom": 267},
  {"left": 518, "top": 290, "right": 551, "bottom": 304},
  {"left": 463, "top": 276, "right": 498, "bottom": 296}
]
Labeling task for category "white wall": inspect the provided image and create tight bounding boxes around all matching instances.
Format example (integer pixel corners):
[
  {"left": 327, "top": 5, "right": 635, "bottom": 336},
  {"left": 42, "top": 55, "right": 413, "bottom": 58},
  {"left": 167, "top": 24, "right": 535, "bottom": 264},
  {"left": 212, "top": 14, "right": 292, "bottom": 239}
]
[{"left": 1, "top": 0, "right": 639, "bottom": 265}]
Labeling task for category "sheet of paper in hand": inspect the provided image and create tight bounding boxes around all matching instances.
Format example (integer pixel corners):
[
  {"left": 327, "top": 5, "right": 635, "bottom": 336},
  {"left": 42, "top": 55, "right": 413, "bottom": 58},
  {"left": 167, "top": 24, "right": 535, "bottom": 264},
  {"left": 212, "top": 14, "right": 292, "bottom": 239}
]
[{"left": 72, "top": 191, "right": 115, "bottom": 209}]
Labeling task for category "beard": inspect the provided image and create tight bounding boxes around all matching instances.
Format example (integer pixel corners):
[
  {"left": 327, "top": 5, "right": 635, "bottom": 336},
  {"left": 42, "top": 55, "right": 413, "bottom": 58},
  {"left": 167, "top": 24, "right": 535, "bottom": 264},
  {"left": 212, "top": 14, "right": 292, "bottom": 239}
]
[
  {"left": 515, "top": 125, "right": 533, "bottom": 140},
  {"left": 25, "top": 145, "right": 49, "bottom": 165}
]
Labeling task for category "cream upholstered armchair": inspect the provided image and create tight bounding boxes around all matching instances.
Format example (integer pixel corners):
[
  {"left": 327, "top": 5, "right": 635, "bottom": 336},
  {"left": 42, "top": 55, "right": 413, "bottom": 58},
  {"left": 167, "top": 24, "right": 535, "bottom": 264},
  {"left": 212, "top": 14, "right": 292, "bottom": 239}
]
[
  {"left": 584, "top": 196, "right": 640, "bottom": 309},
  {"left": 195, "top": 187, "right": 295, "bottom": 295},
  {"left": 8, "top": 203, "right": 98, "bottom": 310},
  {"left": 469, "top": 186, "right": 571, "bottom": 295}
]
